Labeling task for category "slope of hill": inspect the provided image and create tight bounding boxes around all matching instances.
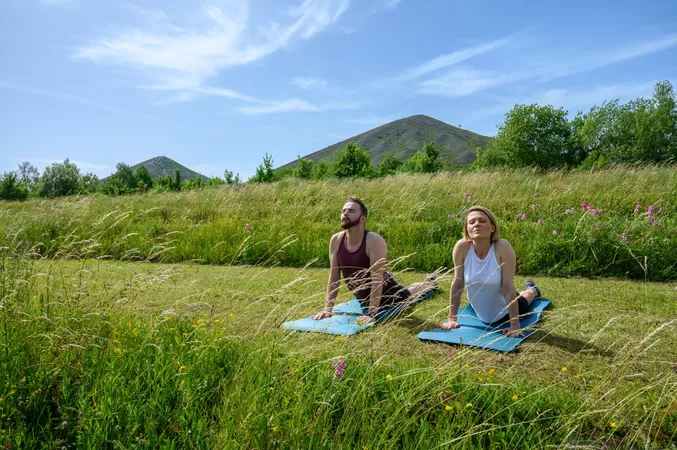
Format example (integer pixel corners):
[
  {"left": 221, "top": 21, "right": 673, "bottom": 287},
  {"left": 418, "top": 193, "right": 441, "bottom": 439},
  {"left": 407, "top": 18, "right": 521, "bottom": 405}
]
[
  {"left": 129, "top": 156, "right": 209, "bottom": 181},
  {"left": 281, "top": 115, "right": 492, "bottom": 168}
]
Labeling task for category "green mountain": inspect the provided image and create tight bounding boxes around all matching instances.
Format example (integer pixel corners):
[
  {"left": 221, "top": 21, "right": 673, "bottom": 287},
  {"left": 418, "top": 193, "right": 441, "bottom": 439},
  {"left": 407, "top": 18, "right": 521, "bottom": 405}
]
[
  {"left": 127, "top": 156, "right": 209, "bottom": 181},
  {"left": 281, "top": 115, "right": 492, "bottom": 168}
]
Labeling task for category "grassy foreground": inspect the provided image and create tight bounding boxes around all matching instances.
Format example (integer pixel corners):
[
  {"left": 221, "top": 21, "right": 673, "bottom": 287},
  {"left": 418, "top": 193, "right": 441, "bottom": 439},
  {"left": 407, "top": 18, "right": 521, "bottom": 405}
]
[
  {"left": 1, "top": 166, "right": 676, "bottom": 280},
  {"left": 1, "top": 256, "right": 675, "bottom": 449}
]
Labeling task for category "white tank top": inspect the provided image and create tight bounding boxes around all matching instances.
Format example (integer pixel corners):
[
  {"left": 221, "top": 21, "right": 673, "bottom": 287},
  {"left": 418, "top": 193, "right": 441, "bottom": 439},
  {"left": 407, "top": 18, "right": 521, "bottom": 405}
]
[{"left": 464, "top": 243, "right": 508, "bottom": 323}]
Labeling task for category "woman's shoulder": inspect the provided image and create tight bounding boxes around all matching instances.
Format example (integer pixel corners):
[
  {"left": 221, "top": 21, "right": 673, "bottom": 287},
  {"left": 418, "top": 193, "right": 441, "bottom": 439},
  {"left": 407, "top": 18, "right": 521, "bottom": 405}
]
[{"left": 493, "top": 239, "right": 515, "bottom": 253}]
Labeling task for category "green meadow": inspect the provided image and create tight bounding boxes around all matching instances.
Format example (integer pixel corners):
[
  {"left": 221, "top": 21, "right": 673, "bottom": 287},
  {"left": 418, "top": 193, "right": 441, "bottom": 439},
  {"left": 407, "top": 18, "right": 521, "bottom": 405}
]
[
  {"left": 1, "top": 167, "right": 676, "bottom": 448},
  {"left": 1, "top": 166, "right": 675, "bottom": 280}
]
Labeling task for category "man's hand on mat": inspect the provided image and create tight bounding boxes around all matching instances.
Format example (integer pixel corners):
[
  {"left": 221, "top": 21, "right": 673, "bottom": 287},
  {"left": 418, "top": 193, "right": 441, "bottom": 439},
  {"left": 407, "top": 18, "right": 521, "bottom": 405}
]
[
  {"left": 356, "top": 315, "right": 375, "bottom": 324},
  {"left": 501, "top": 326, "right": 525, "bottom": 338},
  {"left": 311, "top": 309, "right": 332, "bottom": 320},
  {"left": 440, "top": 320, "right": 460, "bottom": 330}
]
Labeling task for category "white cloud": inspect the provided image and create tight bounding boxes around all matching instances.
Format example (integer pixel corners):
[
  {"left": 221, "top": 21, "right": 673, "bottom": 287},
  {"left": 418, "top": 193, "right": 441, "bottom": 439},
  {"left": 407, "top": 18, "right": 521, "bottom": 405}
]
[
  {"left": 469, "top": 81, "right": 661, "bottom": 122},
  {"left": 239, "top": 98, "right": 357, "bottom": 115},
  {"left": 0, "top": 80, "right": 166, "bottom": 122},
  {"left": 290, "top": 77, "right": 328, "bottom": 89},
  {"left": 74, "top": 0, "right": 351, "bottom": 101},
  {"left": 393, "top": 35, "right": 513, "bottom": 82},
  {"left": 540, "top": 33, "right": 677, "bottom": 81},
  {"left": 370, "top": 0, "right": 405, "bottom": 13},
  {"left": 418, "top": 33, "right": 677, "bottom": 99}
]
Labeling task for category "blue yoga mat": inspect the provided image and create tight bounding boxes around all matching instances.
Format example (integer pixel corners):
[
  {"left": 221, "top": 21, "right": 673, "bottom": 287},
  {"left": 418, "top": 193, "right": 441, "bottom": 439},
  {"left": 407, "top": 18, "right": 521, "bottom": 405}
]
[
  {"left": 417, "top": 299, "right": 551, "bottom": 352},
  {"left": 283, "top": 289, "right": 436, "bottom": 336}
]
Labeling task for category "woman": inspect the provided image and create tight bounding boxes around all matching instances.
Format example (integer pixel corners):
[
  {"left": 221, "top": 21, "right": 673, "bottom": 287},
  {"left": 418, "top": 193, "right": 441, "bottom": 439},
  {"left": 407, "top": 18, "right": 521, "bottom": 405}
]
[{"left": 440, "top": 206, "right": 542, "bottom": 337}]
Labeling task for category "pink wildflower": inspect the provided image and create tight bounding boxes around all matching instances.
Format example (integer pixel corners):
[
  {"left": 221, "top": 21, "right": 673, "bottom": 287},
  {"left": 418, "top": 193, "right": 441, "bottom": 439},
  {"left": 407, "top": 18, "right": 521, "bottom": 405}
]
[
  {"left": 537, "top": 218, "right": 543, "bottom": 224},
  {"left": 531, "top": 203, "right": 536, "bottom": 211},
  {"left": 652, "top": 221, "right": 659, "bottom": 227},
  {"left": 634, "top": 204, "right": 641, "bottom": 214},
  {"left": 332, "top": 359, "right": 346, "bottom": 379},
  {"left": 620, "top": 234, "right": 628, "bottom": 244},
  {"left": 245, "top": 223, "right": 250, "bottom": 232}
]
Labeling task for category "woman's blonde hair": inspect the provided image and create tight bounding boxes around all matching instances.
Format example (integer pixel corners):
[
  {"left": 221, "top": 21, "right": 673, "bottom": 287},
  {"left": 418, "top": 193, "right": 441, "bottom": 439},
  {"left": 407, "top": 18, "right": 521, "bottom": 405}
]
[{"left": 463, "top": 206, "right": 501, "bottom": 243}]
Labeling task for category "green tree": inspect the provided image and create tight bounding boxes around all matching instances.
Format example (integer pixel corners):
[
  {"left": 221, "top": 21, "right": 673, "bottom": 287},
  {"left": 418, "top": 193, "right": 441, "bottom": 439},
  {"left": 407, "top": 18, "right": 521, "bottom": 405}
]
[
  {"left": 294, "top": 156, "right": 314, "bottom": 179},
  {"left": 250, "top": 154, "right": 276, "bottom": 183},
  {"left": 377, "top": 154, "right": 403, "bottom": 177},
  {"left": 0, "top": 171, "right": 28, "bottom": 201},
  {"left": 103, "top": 163, "right": 136, "bottom": 195},
  {"left": 312, "top": 160, "right": 331, "bottom": 180},
  {"left": 331, "top": 142, "right": 373, "bottom": 178},
  {"left": 134, "top": 165, "right": 154, "bottom": 191},
  {"left": 224, "top": 170, "right": 242, "bottom": 185},
  {"left": 81, "top": 173, "right": 100, "bottom": 193},
  {"left": 474, "top": 104, "right": 579, "bottom": 169},
  {"left": 17, "top": 162, "right": 40, "bottom": 196},
  {"left": 173, "top": 168, "right": 182, "bottom": 191},
  {"left": 38, "top": 159, "right": 83, "bottom": 198},
  {"left": 402, "top": 142, "right": 444, "bottom": 173}
]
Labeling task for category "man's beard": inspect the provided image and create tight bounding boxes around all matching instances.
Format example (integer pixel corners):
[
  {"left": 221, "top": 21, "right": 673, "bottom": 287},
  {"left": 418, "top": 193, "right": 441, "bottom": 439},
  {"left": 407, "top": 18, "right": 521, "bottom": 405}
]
[{"left": 341, "top": 217, "right": 361, "bottom": 230}]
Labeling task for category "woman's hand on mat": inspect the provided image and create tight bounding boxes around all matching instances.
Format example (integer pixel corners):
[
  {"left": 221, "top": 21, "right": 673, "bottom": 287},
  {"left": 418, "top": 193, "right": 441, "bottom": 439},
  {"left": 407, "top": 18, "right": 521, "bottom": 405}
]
[
  {"left": 501, "top": 326, "right": 524, "bottom": 338},
  {"left": 440, "top": 320, "right": 460, "bottom": 330},
  {"left": 311, "top": 309, "right": 332, "bottom": 320}
]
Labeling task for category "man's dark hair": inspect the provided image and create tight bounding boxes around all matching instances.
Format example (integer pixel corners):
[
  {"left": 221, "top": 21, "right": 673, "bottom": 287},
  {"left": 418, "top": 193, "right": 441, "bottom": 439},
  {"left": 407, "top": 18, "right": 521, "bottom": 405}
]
[{"left": 347, "top": 196, "right": 368, "bottom": 217}]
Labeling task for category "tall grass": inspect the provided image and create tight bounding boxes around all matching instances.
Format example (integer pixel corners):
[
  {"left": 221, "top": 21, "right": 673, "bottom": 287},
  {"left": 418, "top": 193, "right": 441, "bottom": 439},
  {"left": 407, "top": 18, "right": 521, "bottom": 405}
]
[
  {"left": 1, "top": 166, "right": 675, "bottom": 280},
  {"left": 1, "top": 244, "right": 675, "bottom": 448}
]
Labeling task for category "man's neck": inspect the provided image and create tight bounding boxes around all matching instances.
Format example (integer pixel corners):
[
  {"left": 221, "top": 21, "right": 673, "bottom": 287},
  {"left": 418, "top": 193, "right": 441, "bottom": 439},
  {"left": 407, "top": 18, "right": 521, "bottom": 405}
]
[
  {"left": 344, "top": 226, "right": 365, "bottom": 248},
  {"left": 472, "top": 238, "right": 491, "bottom": 259}
]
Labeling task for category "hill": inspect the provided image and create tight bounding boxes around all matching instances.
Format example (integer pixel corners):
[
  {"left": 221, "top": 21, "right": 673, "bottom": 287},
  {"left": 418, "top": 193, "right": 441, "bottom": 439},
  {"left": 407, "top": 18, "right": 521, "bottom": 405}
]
[
  {"left": 127, "top": 156, "right": 209, "bottom": 181},
  {"left": 281, "top": 115, "right": 492, "bottom": 168}
]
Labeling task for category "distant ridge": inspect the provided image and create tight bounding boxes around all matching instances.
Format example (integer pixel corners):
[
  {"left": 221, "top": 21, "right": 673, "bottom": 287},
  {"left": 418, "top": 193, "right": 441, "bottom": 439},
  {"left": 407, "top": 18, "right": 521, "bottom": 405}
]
[
  {"left": 109, "top": 156, "right": 209, "bottom": 181},
  {"left": 281, "top": 114, "right": 492, "bottom": 168}
]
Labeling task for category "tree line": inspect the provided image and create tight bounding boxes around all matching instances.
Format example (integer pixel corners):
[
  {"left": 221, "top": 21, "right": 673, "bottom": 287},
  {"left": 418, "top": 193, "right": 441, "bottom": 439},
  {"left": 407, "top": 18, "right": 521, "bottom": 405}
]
[{"left": 2, "top": 80, "right": 674, "bottom": 200}]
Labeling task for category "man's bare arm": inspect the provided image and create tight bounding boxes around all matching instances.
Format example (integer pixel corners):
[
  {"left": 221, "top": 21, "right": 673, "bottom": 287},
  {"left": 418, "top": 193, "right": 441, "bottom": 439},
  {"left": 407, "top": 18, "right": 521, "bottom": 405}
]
[{"left": 311, "top": 233, "right": 342, "bottom": 320}]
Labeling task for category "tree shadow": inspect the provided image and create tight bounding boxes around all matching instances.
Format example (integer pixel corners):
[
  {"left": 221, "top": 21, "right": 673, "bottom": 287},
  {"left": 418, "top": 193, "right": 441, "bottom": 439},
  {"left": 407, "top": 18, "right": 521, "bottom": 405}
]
[{"left": 528, "top": 330, "right": 616, "bottom": 357}]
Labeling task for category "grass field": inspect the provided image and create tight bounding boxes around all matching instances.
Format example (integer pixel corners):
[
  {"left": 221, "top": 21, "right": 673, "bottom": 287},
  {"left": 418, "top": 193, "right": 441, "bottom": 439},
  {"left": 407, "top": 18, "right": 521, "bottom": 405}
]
[
  {"left": 1, "top": 166, "right": 676, "bottom": 280},
  {"left": 1, "top": 256, "right": 675, "bottom": 448}
]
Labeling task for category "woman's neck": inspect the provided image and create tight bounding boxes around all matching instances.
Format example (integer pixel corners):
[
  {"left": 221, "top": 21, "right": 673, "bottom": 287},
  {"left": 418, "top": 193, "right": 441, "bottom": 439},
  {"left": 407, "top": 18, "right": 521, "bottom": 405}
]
[{"left": 472, "top": 238, "right": 492, "bottom": 259}]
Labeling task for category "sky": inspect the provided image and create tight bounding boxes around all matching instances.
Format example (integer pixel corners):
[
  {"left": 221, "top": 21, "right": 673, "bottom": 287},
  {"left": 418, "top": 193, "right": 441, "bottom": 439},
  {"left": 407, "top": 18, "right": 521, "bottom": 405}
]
[{"left": 1, "top": 0, "right": 676, "bottom": 180}]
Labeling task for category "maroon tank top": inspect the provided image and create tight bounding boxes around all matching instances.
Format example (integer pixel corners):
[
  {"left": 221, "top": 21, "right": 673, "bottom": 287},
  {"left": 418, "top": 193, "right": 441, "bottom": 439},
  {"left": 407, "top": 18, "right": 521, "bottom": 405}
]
[{"left": 337, "top": 231, "right": 383, "bottom": 300}]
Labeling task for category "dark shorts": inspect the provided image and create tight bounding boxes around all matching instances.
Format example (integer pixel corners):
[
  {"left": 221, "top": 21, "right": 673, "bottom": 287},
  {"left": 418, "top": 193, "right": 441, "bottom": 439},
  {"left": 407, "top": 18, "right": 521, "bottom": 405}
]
[
  {"left": 486, "top": 292, "right": 530, "bottom": 324},
  {"left": 357, "top": 276, "right": 411, "bottom": 316}
]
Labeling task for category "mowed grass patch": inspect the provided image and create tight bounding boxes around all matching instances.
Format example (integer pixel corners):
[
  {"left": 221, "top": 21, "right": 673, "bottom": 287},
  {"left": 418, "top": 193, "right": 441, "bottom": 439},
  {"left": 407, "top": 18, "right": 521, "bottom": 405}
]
[{"left": 1, "top": 258, "right": 675, "bottom": 448}]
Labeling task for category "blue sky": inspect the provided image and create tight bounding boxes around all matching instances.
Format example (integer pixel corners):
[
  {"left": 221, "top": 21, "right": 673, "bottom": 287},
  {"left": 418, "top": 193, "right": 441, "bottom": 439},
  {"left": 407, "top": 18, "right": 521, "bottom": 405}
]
[{"left": 1, "top": 0, "right": 676, "bottom": 179}]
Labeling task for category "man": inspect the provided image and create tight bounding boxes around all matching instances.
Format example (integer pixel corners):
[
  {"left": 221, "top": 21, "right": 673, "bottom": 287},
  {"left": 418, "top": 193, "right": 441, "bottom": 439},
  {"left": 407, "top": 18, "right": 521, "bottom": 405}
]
[{"left": 311, "top": 197, "right": 438, "bottom": 323}]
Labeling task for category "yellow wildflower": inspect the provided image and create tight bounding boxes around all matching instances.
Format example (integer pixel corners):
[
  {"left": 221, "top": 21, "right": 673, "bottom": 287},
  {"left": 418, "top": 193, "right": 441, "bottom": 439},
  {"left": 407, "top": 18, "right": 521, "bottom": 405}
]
[
  {"left": 386, "top": 374, "right": 393, "bottom": 381},
  {"left": 610, "top": 422, "right": 617, "bottom": 429},
  {"left": 114, "top": 348, "right": 122, "bottom": 356},
  {"left": 488, "top": 368, "right": 495, "bottom": 375},
  {"left": 445, "top": 405, "right": 452, "bottom": 411},
  {"left": 561, "top": 367, "right": 567, "bottom": 372},
  {"left": 512, "top": 395, "right": 518, "bottom": 401},
  {"left": 465, "top": 403, "right": 473, "bottom": 408},
  {"left": 112, "top": 339, "right": 119, "bottom": 343}
]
